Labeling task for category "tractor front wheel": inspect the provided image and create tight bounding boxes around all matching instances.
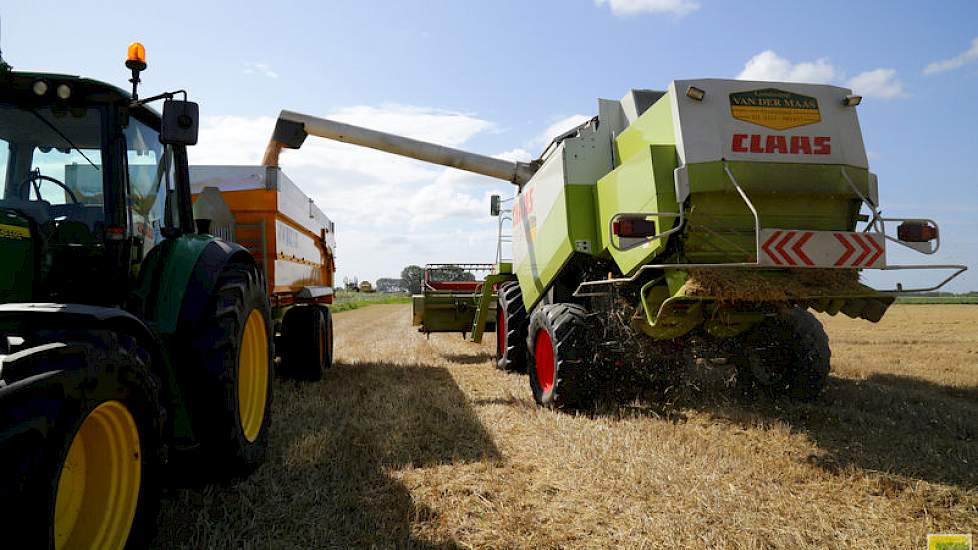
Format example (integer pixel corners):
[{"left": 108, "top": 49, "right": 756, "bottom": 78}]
[
  {"left": 496, "top": 281, "right": 528, "bottom": 373},
  {"left": 735, "top": 307, "right": 831, "bottom": 401},
  {"left": 526, "top": 303, "right": 594, "bottom": 409},
  {"left": 280, "top": 305, "right": 333, "bottom": 381},
  {"left": 0, "top": 330, "right": 162, "bottom": 550}
]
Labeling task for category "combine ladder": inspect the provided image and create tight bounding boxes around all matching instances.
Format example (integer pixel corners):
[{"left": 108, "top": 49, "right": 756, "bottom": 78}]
[{"left": 469, "top": 198, "right": 517, "bottom": 343}]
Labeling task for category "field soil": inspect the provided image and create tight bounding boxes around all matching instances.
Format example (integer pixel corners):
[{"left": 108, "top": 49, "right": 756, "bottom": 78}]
[{"left": 155, "top": 304, "right": 978, "bottom": 549}]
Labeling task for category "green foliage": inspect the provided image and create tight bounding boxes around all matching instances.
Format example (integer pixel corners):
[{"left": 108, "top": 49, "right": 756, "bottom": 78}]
[
  {"left": 400, "top": 265, "right": 424, "bottom": 294},
  {"left": 331, "top": 290, "right": 411, "bottom": 313},
  {"left": 430, "top": 266, "right": 477, "bottom": 282},
  {"left": 375, "top": 277, "right": 405, "bottom": 293}
]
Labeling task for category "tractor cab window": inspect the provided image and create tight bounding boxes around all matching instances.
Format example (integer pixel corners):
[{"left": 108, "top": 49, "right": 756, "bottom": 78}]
[
  {"left": 0, "top": 103, "right": 105, "bottom": 237},
  {"left": 125, "top": 117, "right": 177, "bottom": 258}
]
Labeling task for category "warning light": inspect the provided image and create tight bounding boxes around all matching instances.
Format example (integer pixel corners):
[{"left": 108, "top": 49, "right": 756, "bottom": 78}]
[{"left": 126, "top": 42, "right": 146, "bottom": 71}]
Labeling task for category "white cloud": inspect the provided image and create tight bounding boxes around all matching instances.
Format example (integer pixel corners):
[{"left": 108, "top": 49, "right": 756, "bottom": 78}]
[
  {"left": 189, "top": 104, "right": 515, "bottom": 282},
  {"left": 329, "top": 104, "right": 493, "bottom": 146},
  {"left": 496, "top": 148, "right": 533, "bottom": 163},
  {"left": 737, "top": 50, "right": 837, "bottom": 83},
  {"left": 923, "top": 36, "right": 978, "bottom": 75},
  {"left": 737, "top": 50, "right": 908, "bottom": 100},
  {"left": 595, "top": 0, "right": 699, "bottom": 16},
  {"left": 845, "top": 68, "right": 908, "bottom": 99},
  {"left": 533, "top": 115, "right": 591, "bottom": 149},
  {"left": 242, "top": 62, "right": 279, "bottom": 79}
]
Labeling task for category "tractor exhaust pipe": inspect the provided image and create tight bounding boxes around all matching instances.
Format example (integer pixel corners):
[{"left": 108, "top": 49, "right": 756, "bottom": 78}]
[{"left": 262, "top": 110, "right": 537, "bottom": 185}]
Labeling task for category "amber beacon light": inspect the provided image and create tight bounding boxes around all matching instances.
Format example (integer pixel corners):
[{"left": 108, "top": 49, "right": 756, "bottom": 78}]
[
  {"left": 125, "top": 41, "right": 147, "bottom": 101},
  {"left": 126, "top": 42, "right": 147, "bottom": 71}
]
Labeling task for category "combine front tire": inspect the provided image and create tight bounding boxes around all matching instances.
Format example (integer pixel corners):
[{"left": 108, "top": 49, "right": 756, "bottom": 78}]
[
  {"left": 736, "top": 307, "right": 831, "bottom": 401},
  {"left": 526, "top": 303, "right": 594, "bottom": 409},
  {"left": 184, "top": 261, "right": 273, "bottom": 475},
  {"left": 496, "top": 281, "right": 528, "bottom": 373},
  {"left": 0, "top": 331, "right": 162, "bottom": 550},
  {"left": 280, "top": 305, "right": 333, "bottom": 381}
]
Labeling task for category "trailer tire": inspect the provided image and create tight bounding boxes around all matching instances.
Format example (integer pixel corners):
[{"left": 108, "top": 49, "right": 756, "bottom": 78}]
[
  {"left": 280, "top": 305, "right": 332, "bottom": 381},
  {"left": 0, "top": 330, "right": 162, "bottom": 550},
  {"left": 527, "top": 303, "right": 594, "bottom": 409},
  {"left": 496, "top": 281, "right": 528, "bottom": 373},
  {"left": 737, "top": 308, "right": 831, "bottom": 401},
  {"left": 181, "top": 261, "right": 273, "bottom": 476}
]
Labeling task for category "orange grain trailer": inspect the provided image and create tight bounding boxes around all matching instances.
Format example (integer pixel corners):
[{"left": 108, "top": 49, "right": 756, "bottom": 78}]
[{"left": 190, "top": 166, "right": 336, "bottom": 381}]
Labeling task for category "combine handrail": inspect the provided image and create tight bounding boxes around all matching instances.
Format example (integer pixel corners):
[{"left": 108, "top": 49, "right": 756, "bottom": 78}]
[{"left": 573, "top": 162, "right": 967, "bottom": 297}]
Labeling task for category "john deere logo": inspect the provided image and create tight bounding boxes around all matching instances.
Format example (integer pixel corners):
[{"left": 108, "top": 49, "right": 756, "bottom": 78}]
[{"left": 730, "top": 88, "right": 821, "bottom": 130}]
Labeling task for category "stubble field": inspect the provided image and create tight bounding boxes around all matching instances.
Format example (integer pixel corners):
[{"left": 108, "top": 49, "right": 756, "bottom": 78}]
[{"left": 154, "top": 304, "right": 978, "bottom": 549}]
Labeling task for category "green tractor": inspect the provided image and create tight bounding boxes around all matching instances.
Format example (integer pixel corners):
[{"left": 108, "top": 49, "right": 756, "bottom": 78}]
[
  {"left": 0, "top": 46, "right": 285, "bottom": 548},
  {"left": 263, "top": 81, "right": 965, "bottom": 409}
]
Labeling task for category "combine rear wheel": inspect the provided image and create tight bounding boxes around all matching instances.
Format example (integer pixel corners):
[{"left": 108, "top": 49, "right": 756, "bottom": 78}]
[
  {"left": 0, "top": 331, "right": 162, "bottom": 550},
  {"left": 735, "top": 307, "right": 831, "bottom": 401},
  {"left": 526, "top": 303, "right": 594, "bottom": 409},
  {"left": 280, "top": 305, "right": 333, "bottom": 381},
  {"left": 495, "top": 281, "right": 528, "bottom": 373},
  {"left": 182, "top": 261, "right": 273, "bottom": 476}
]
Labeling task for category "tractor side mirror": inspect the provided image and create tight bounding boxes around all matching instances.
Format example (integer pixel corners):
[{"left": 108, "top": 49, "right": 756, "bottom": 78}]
[
  {"left": 161, "top": 99, "right": 199, "bottom": 146},
  {"left": 490, "top": 194, "right": 501, "bottom": 217}
]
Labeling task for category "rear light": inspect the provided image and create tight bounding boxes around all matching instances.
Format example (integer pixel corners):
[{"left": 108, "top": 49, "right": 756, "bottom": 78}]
[
  {"left": 612, "top": 217, "right": 657, "bottom": 238},
  {"left": 897, "top": 221, "right": 938, "bottom": 243},
  {"left": 106, "top": 226, "right": 126, "bottom": 240}
]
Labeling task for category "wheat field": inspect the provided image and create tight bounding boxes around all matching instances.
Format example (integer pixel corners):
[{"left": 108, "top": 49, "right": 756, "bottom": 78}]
[{"left": 154, "top": 304, "right": 978, "bottom": 549}]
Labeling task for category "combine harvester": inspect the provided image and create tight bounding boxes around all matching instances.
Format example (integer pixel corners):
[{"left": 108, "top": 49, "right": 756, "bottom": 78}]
[
  {"left": 266, "top": 81, "right": 965, "bottom": 409},
  {"left": 0, "top": 44, "right": 334, "bottom": 548}
]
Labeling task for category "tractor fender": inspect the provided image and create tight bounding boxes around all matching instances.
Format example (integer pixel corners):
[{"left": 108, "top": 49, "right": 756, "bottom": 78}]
[
  {"left": 131, "top": 234, "right": 257, "bottom": 335},
  {"left": 0, "top": 304, "right": 162, "bottom": 444},
  {"left": 0, "top": 303, "right": 163, "bottom": 368}
]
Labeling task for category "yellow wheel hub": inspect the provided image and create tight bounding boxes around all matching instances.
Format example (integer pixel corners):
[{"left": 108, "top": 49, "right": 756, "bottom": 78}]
[
  {"left": 238, "top": 309, "right": 269, "bottom": 442},
  {"left": 54, "top": 400, "right": 142, "bottom": 550}
]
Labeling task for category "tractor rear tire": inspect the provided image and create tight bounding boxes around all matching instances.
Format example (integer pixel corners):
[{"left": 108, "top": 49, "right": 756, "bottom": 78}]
[
  {"left": 280, "top": 305, "right": 333, "bottom": 381},
  {"left": 183, "top": 261, "right": 273, "bottom": 476},
  {"left": 526, "top": 303, "right": 594, "bottom": 409},
  {"left": 736, "top": 307, "right": 831, "bottom": 401},
  {"left": 0, "top": 330, "right": 162, "bottom": 550},
  {"left": 496, "top": 281, "right": 528, "bottom": 373}
]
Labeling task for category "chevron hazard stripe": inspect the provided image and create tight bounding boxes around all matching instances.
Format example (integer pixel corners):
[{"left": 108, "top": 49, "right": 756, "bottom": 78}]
[{"left": 758, "top": 229, "right": 885, "bottom": 268}]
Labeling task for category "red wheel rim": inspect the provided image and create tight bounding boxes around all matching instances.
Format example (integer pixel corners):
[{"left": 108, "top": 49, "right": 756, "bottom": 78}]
[
  {"left": 496, "top": 306, "right": 506, "bottom": 359},
  {"left": 534, "top": 328, "right": 555, "bottom": 394}
]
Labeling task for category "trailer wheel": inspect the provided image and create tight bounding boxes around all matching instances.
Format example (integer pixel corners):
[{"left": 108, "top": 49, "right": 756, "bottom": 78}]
[
  {"left": 183, "top": 261, "right": 273, "bottom": 475},
  {"left": 736, "top": 308, "right": 831, "bottom": 401},
  {"left": 280, "top": 305, "right": 332, "bottom": 381},
  {"left": 526, "top": 303, "right": 593, "bottom": 409},
  {"left": 496, "top": 281, "right": 528, "bottom": 373},
  {"left": 0, "top": 331, "right": 162, "bottom": 550}
]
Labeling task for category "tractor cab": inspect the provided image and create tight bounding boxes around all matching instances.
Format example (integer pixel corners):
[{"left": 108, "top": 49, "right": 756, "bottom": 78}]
[{"left": 0, "top": 64, "right": 196, "bottom": 304}]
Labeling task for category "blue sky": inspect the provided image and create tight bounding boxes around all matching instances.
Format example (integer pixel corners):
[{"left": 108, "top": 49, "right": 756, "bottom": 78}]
[{"left": 3, "top": 0, "right": 976, "bottom": 291}]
